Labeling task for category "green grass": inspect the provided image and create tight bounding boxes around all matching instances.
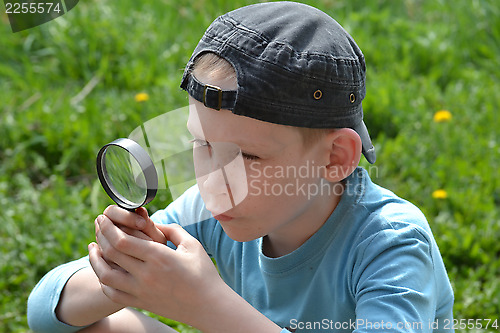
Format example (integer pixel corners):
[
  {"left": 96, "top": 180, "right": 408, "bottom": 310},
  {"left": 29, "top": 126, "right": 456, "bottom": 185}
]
[{"left": 1, "top": 0, "right": 499, "bottom": 332}]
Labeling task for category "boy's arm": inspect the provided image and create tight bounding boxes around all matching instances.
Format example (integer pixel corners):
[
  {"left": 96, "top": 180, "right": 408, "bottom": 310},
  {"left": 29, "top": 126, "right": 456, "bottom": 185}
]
[
  {"left": 353, "top": 225, "right": 454, "bottom": 332},
  {"left": 79, "top": 307, "right": 178, "bottom": 333},
  {"left": 90, "top": 214, "right": 285, "bottom": 333},
  {"left": 38, "top": 266, "right": 180, "bottom": 332},
  {"left": 55, "top": 266, "right": 124, "bottom": 327},
  {"left": 27, "top": 256, "right": 98, "bottom": 333},
  {"left": 56, "top": 207, "right": 164, "bottom": 327},
  {"left": 27, "top": 207, "right": 169, "bottom": 332}
]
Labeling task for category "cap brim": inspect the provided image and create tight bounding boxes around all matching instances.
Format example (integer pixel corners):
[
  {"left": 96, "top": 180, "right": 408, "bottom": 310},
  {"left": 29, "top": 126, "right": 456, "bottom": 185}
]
[{"left": 352, "top": 120, "right": 376, "bottom": 164}]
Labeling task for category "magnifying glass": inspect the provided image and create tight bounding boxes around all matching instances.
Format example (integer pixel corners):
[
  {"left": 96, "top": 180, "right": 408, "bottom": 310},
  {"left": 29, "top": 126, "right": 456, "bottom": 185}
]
[{"left": 96, "top": 138, "right": 158, "bottom": 211}]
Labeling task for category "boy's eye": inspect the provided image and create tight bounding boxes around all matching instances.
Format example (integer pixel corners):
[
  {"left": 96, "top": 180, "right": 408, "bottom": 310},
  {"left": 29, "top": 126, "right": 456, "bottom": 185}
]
[
  {"left": 190, "top": 138, "right": 210, "bottom": 147},
  {"left": 190, "top": 139, "right": 213, "bottom": 157},
  {"left": 241, "top": 152, "right": 259, "bottom": 160},
  {"left": 190, "top": 139, "right": 259, "bottom": 160}
]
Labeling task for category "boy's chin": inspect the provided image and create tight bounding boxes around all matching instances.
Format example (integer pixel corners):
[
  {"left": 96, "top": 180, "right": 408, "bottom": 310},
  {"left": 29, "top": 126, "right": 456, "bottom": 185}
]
[{"left": 218, "top": 222, "right": 262, "bottom": 243}]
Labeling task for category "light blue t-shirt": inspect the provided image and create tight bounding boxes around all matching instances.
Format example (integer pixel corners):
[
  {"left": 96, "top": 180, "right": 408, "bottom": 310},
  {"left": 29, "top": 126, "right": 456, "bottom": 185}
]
[{"left": 28, "top": 167, "right": 454, "bottom": 332}]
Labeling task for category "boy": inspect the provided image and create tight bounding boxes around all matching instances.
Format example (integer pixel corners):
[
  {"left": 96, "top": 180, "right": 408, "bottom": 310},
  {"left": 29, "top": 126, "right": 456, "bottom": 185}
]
[{"left": 28, "top": 2, "right": 454, "bottom": 332}]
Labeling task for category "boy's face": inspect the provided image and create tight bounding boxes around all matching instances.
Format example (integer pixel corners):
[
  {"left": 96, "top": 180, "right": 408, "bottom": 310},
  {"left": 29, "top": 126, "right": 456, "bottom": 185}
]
[{"left": 187, "top": 75, "right": 338, "bottom": 244}]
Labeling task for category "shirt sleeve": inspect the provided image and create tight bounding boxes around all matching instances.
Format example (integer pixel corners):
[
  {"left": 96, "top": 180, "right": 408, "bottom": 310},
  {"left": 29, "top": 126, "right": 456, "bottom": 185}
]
[
  {"left": 27, "top": 257, "right": 91, "bottom": 333},
  {"left": 351, "top": 223, "right": 440, "bottom": 333}
]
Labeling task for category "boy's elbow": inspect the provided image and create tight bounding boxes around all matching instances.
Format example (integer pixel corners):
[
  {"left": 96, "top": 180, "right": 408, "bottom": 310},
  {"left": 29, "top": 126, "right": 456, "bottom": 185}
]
[
  {"left": 26, "top": 258, "right": 92, "bottom": 332},
  {"left": 27, "top": 290, "right": 45, "bottom": 332},
  {"left": 27, "top": 286, "right": 55, "bottom": 333}
]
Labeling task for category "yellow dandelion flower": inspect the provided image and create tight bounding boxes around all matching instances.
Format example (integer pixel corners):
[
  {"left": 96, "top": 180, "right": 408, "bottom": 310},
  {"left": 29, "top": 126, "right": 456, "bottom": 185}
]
[
  {"left": 432, "top": 189, "right": 448, "bottom": 199},
  {"left": 433, "top": 110, "right": 452, "bottom": 123},
  {"left": 135, "top": 92, "right": 149, "bottom": 102}
]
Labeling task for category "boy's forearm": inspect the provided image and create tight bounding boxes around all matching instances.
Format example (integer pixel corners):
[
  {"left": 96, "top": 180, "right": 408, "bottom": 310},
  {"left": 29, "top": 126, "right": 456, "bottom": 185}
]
[
  {"left": 79, "top": 308, "right": 178, "bottom": 333},
  {"left": 60, "top": 269, "right": 281, "bottom": 333},
  {"left": 192, "top": 284, "right": 284, "bottom": 333},
  {"left": 56, "top": 267, "right": 124, "bottom": 327}
]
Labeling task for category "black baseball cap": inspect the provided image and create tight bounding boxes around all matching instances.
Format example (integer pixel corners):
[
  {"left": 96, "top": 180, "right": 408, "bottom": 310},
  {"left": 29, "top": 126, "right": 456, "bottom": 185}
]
[{"left": 181, "top": 1, "right": 376, "bottom": 163}]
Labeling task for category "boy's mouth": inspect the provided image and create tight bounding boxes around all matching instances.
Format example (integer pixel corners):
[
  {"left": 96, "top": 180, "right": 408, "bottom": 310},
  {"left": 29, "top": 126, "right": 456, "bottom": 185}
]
[{"left": 212, "top": 213, "right": 234, "bottom": 222}]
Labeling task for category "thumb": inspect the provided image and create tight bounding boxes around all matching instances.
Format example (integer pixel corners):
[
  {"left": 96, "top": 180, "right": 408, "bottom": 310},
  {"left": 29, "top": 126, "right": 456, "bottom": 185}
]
[
  {"left": 135, "top": 207, "right": 166, "bottom": 244},
  {"left": 155, "top": 224, "right": 195, "bottom": 249}
]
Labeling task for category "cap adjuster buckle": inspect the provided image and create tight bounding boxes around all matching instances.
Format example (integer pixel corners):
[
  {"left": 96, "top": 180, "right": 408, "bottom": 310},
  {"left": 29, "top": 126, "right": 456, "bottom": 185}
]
[{"left": 203, "top": 84, "right": 223, "bottom": 110}]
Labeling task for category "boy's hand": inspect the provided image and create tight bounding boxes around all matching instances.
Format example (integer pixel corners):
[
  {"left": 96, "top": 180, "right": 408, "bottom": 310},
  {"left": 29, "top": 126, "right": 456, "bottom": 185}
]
[
  {"left": 94, "top": 205, "right": 167, "bottom": 272},
  {"left": 97, "top": 205, "right": 167, "bottom": 244},
  {"left": 89, "top": 213, "right": 283, "bottom": 333},
  {"left": 88, "top": 218, "right": 225, "bottom": 328}
]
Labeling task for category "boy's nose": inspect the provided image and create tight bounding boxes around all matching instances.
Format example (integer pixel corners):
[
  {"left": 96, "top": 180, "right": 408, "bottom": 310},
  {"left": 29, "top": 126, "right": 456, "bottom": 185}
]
[
  {"left": 200, "top": 167, "right": 235, "bottom": 215},
  {"left": 202, "top": 166, "right": 229, "bottom": 196}
]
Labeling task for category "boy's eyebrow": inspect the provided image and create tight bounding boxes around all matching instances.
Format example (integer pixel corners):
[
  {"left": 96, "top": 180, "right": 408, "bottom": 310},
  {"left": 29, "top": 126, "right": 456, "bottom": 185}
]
[
  {"left": 231, "top": 139, "right": 267, "bottom": 151},
  {"left": 187, "top": 124, "right": 267, "bottom": 153}
]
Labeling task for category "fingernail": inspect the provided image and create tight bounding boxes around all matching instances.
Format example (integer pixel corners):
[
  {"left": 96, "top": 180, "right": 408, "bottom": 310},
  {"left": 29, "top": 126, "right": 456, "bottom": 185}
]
[
  {"left": 136, "top": 217, "right": 146, "bottom": 229},
  {"left": 96, "top": 215, "right": 104, "bottom": 225},
  {"left": 88, "top": 243, "right": 94, "bottom": 251}
]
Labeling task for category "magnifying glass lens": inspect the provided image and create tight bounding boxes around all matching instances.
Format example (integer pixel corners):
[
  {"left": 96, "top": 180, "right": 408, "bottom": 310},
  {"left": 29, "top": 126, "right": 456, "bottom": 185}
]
[{"left": 102, "top": 145, "right": 147, "bottom": 206}]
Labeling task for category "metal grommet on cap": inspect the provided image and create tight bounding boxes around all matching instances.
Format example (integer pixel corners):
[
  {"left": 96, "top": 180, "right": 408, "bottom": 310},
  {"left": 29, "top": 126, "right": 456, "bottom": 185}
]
[
  {"left": 349, "top": 93, "right": 356, "bottom": 103},
  {"left": 313, "top": 89, "right": 323, "bottom": 100}
]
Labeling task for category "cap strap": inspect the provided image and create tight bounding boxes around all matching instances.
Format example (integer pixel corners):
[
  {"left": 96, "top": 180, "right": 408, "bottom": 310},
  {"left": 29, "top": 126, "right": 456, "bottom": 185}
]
[{"left": 183, "top": 74, "right": 237, "bottom": 111}]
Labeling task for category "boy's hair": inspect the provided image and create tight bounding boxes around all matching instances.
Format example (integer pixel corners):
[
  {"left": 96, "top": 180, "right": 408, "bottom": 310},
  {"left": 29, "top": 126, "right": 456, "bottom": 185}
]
[
  {"left": 192, "top": 52, "right": 237, "bottom": 88},
  {"left": 192, "top": 52, "right": 331, "bottom": 147},
  {"left": 182, "top": 2, "right": 376, "bottom": 163}
]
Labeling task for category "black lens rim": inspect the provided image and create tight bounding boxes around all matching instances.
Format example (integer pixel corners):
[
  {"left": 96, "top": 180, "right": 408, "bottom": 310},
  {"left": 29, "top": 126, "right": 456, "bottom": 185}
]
[{"left": 96, "top": 138, "right": 158, "bottom": 211}]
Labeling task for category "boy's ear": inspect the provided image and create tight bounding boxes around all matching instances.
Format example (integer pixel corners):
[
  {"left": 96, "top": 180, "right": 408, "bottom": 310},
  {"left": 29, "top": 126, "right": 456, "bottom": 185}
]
[{"left": 323, "top": 128, "right": 362, "bottom": 182}]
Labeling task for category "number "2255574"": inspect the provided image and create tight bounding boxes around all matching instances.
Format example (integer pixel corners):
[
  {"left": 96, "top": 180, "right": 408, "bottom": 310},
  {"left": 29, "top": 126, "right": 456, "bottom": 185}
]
[{"left": 6, "top": 2, "right": 62, "bottom": 14}]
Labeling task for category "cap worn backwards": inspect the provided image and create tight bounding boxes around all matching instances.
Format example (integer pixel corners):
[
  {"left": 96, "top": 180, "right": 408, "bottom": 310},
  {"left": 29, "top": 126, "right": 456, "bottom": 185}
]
[{"left": 181, "top": 1, "right": 376, "bottom": 163}]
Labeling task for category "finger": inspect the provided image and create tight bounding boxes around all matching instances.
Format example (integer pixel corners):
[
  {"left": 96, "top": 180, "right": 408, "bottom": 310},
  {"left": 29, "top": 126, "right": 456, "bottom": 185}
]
[
  {"left": 155, "top": 224, "right": 196, "bottom": 249},
  {"left": 95, "top": 219, "right": 120, "bottom": 269},
  {"left": 118, "top": 225, "right": 152, "bottom": 241},
  {"left": 94, "top": 217, "right": 100, "bottom": 241},
  {"left": 99, "top": 283, "right": 136, "bottom": 306},
  {"left": 88, "top": 242, "right": 137, "bottom": 296},
  {"left": 96, "top": 220, "right": 145, "bottom": 273},
  {"left": 106, "top": 260, "right": 128, "bottom": 273},
  {"left": 98, "top": 215, "right": 170, "bottom": 263},
  {"left": 98, "top": 212, "right": 154, "bottom": 242},
  {"left": 97, "top": 237, "right": 132, "bottom": 273},
  {"left": 102, "top": 205, "right": 146, "bottom": 230},
  {"left": 135, "top": 207, "right": 167, "bottom": 244},
  {"left": 103, "top": 206, "right": 166, "bottom": 244}
]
